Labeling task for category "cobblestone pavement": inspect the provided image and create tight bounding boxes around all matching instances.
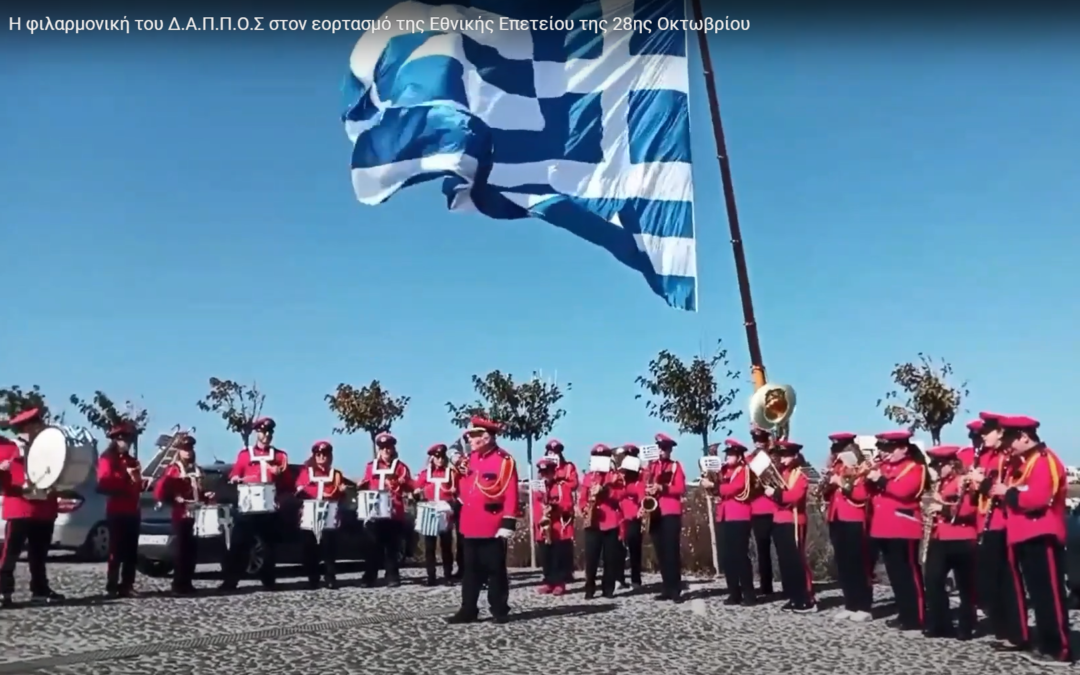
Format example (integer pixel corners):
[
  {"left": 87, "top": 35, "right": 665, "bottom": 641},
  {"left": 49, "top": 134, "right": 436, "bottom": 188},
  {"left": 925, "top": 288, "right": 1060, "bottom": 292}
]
[{"left": 0, "top": 556, "right": 1076, "bottom": 674}]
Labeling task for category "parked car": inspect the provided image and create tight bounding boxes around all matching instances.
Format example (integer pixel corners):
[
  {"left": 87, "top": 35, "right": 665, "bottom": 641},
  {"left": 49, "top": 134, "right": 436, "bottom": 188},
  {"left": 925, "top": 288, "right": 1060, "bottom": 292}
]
[{"left": 136, "top": 463, "right": 415, "bottom": 578}]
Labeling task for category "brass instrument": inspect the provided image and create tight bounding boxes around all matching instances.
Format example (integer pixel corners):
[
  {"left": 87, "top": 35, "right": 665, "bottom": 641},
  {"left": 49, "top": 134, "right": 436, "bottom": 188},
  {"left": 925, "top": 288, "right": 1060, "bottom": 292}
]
[
  {"left": 585, "top": 481, "right": 602, "bottom": 526},
  {"left": 756, "top": 461, "right": 788, "bottom": 492},
  {"left": 919, "top": 507, "right": 935, "bottom": 566},
  {"left": 639, "top": 463, "right": 660, "bottom": 530},
  {"left": 539, "top": 502, "right": 554, "bottom": 544}
]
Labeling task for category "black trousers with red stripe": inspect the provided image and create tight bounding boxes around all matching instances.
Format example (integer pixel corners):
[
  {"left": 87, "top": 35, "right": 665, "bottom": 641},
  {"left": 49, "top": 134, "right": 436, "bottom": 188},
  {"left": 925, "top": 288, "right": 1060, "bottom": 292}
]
[
  {"left": 1014, "top": 535, "right": 1073, "bottom": 659},
  {"left": 829, "top": 520, "right": 873, "bottom": 612},
  {"left": 978, "top": 529, "right": 1025, "bottom": 644},
  {"left": 0, "top": 518, "right": 53, "bottom": 597},
  {"left": 106, "top": 514, "right": 140, "bottom": 592},
  {"left": 924, "top": 539, "right": 977, "bottom": 636},
  {"left": 773, "top": 522, "right": 813, "bottom": 604},
  {"left": 874, "top": 537, "right": 924, "bottom": 627}
]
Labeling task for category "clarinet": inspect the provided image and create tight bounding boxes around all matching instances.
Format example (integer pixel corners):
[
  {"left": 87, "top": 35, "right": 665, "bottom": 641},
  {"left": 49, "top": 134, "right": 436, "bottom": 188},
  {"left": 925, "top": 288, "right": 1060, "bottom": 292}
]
[{"left": 979, "top": 469, "right": 1001, "bottom": 538}]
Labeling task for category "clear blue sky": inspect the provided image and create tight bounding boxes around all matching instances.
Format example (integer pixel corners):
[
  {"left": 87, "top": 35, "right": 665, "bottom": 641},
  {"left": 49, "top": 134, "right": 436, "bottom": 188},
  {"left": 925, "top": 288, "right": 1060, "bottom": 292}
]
[{"left": 3, "top": 17, "right": 1078, "bottom": 475}]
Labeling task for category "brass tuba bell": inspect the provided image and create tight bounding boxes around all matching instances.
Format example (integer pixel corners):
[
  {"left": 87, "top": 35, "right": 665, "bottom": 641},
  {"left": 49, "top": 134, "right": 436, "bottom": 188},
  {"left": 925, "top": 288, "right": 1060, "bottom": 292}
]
[{"left": 749, "top": 383, "right": 797, "bottom": 431}]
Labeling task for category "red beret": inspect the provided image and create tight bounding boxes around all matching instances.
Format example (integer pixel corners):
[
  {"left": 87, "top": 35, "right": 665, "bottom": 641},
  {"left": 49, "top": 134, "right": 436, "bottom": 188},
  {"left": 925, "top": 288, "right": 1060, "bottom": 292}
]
[
  {"left": 875, "top": 430, "right": 913, "bottom": 443},
  {"left": 724, "top": 439, "right": 747, "bottom": 453},
  {"left": 467, "top": 416, "right": 502, "bottom": 434},
  {"left": 828, "top": 432, "right": 857, "bottom": 443},
  {"left": 750, "top": 425, "right": 770, "bottom": 439},
  {"left": 965, "top": 419, "right": 984, "bottom": 432},
  {"left": 978, "top": 411, "right": 1006, "bottom": 422},
  {"left": 776, "top": 440, "right": 804, "bottom": 454},
  {"left": 106, "top": 420, "right": 137, "bottom": 440},
  {"left": 545, "top": 439, "right": 564, "bottom": 452},
  {"left": 591, "top": 443, "right": 612, "bottom": 456},
  {"left": 654, "top": 433, "right": 677, "bottom": 447},
  {"left": 6, "top": 408, "right": 43, "bottom": 428},
  {"left": 1000, "top": 415, "right": 1039, "bottom": 430},
  {"left": 623, "top": 444, "right": 640, "bottom": 457},
  {"left": 427, "top": 443, "right": 447, "bottom": 456},
  {"left": 926, "top": 445, "right": 960, "bottom": 461},
  {"left": 375, "top": 432, "right": 397, "bottom": 445},
  {"left": 252, "top": 417, "right": 276, "bottom": 432},
  {"left": 537, "top": 456, "right": 556, "bottom": 468},
  {"left": 311, "top": 440, "right": 333, "bottom": 453}
]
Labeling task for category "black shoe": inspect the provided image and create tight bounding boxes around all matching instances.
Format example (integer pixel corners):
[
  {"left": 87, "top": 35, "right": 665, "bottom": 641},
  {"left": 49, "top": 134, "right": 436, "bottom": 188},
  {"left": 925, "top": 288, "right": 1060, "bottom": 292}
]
[
  {"left": 324, "top": 579, "right": 339, "bottom": 590},
  {"left": 492, "top": 614, "right": 510, "bottom": 624},
  {"left": 791, "top": 601, "right": 817, "bottom": 613},
  {"left": 260, "top": 580, "right": 278, "bottom": 591},
  {"left": 723, "top": 595, "right": 742, "bottom": 606},
  {"left": 654, "top": 591, "right": 671, "bottom": 601},
  {"left": 171, "top": 586, "right": 198, "bottom": 597},
  {"left": 386, "top": 577, "right": 401, "bottom": 588},
  {"left": 780, "top": 600, "right": 795, "bottom": 611},
  {"left": 584, "top": 590, "right": 596, "bottom": 600},
  {"left": 631, "top": 581, "right": 643, "bottom": 589},
  {"left": 424, "top": 578, "right": 438, "bottom": 587},
  {"left": 105, "top": 588, "right": 121, "bottom": 599},
  {"left": 118, "top": 587, "right": 138, "bottom": 598},
  {"left": 885, "top": 618, "right": 921, "bottom": 631},
  {"left": 445, "top": 611, "right": 478, "bottom": 624},
  {"left": 217, "top": 581, "right": 238, "bottom": 593},
  {"left": 307, "top": 580, "right": 321, "bottom": 590},
  {"left": 1021, "top": 651, "right": 1074, "bottom": 667},
  {"left": 31, "top": 590, "right": 64, "bottom": 604},
  {"left": 618, "top": 581, "right": 630, "bottom": 590},
  {"left": 993, "top": 641, "right": 1031, "bottom": 653},
  {"left": 0, "top": 595, "right": 14, "bottom": 609},
  {"left": 759, "top": 586, "right": 774, "bottom": 596},
  {"left": 670, "top": 593, "right": 684, "bottom": 604},
  {"left": 361, "top": 576, "right": 377, "bottom": 588},
  {"left": 923, "top": 628, "right": 955, "bottom": 639},
  {"left": 742, "top": 592, "right": 758, "bottom": 606},
  {"left": 602, "top": 590, "right": 616, "bottom": 599}
]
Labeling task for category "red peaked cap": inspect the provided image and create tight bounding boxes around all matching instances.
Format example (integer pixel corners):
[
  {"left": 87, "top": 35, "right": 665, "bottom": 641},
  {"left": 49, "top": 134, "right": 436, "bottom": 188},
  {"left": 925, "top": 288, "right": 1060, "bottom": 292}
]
[
  {"left": 5, "top": 408, "right": 43, "bottom": 428},
  {"left": 545, "top": 439, "right": 564, "bottom": 452},
  {"left": 252, "top": 416, "right": 276, "bottom": 432},
  {"left": 750, "top": 425, "right": 771, "bottom": 439},
  {"left": 775, "top": 440, "right": 803, "bottom": 454},
  {"left": 591, "top": 443, "right": 612, "bottom": 456},
  {"left": 427, "top": 443, "right": 447, "bottom": 456},
  {"left": 875, "top": 430, "right": 913, "bottom": 443},
  {"left": 467, "top": 416, "right": 502, "bottom": 434},
  {"left": 926, "top": 445, "right": 960, "bottom": 462},
  {"left": 724, "top": 439, "right": 747, "bottom": 453},
  {"left": 654, "top": 433, "right": 677, "bottom": 447},
  {"left": 106, "top": 420, "right": 137, "bottom": 440},
  {"left": 979, "top": 411, "right": 1006, "bottom": 421},
  {"left": 828, "top": 432, "right": 857, "bottom": 443},
  {"left": 375, "top": 431, "right": 397, "bottom": 446},
  {"left": 622, "top": 444, "right": 640, "bottom": 457},
  {"left": 311, "top": 440, "right": 333, "bottom": 454},
  {"left": 1000, "top": 415, "right": 1039, "bottom": 430},
  {"left": 965, "top": 419, "right": 984, "bottom": 432},
  {"left": 175, "top": 434, "right": 196, "bottom": 450}
]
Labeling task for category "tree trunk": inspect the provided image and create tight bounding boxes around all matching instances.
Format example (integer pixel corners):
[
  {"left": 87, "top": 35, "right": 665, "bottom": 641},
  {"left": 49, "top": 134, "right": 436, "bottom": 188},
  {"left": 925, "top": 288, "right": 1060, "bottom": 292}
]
[
  {"left": 526, "top": 436, "right": 537, "bottom": 569},
  {"left": 701, "top": 432, "right": 720, "bottom": 578},
  {"left": 930, "top": 426, "right": 941, "bottom": 446},
  {"left": 369, "top": 431, "right": 378, "bottom": 459}
]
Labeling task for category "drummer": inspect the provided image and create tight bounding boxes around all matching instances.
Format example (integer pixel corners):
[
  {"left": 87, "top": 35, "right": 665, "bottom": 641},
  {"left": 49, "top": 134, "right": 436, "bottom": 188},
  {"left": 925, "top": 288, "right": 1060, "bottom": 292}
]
[
  {"left": 0, "top": 408, "right": 64, "bottom": 605},
  {"left": 96, "top": 420, "right": 145, "bottom": 598},
  {"left": 152, "top": 433, "right": 214, "bottom": 596},
  {"left": 357, "top": 432, "right": 414, "bottom": 588},
  {"left": 295, "top": 441, "right": 344, "bottom": 590},
  {"left": 414, "top": 443, "right": 459, "bottom": 586},
  {"left": 223, "top": 416, "right": 290, "bottom": 592}
]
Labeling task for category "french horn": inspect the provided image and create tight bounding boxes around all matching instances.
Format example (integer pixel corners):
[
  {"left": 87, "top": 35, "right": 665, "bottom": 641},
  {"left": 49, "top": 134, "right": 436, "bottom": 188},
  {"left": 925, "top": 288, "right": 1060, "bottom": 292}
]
[{"left": 748, "top": 383, "right": 797, "bottom": 431}]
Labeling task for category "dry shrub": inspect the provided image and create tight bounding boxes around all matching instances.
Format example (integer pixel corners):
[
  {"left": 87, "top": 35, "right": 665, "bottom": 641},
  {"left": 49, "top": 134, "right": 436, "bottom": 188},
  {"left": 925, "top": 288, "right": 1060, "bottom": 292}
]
[{"left": 505, "top": 489, "right": 837, "bottom": 581}]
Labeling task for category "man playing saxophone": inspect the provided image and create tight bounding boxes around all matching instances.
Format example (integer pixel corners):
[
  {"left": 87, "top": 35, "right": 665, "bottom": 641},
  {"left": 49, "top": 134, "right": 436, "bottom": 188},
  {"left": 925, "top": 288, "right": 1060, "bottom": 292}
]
[
  {"left": 616, "top": 444, "right": 645, "bottom": 589},
  {"left": 748, "top": 426, "right": 777, "bottom": 597},
  {"left": 533, "top": 456, "right": 574, "bottom": 596},
  {"left": 820, "top": 432, "right": 873, "bottom": 622},
  {"left": 646, "top": 433, "right": 687, "bottom": 603},
  {"left": 865, "top": 430, "right": 929, "bottom": 632},
  {"left": 923, "top": 445, "right": 978, "bottom": 641},
  {"left": 762, "top": 440, "right": 816, "bottom": 613},
  {"left": 577, "top": 444, "right": 624, "bottom": 599},
  {"left": 706, "top": 439, "right": 755, "bottom": 605}
]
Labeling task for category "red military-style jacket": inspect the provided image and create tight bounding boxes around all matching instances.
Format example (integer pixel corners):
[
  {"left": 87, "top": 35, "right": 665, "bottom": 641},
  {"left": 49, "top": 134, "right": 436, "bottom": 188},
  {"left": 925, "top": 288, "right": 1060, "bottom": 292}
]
[
  {"left": 153, "top": 462, "right": 214, "bottom": 525},
  {"left": 359, "top": 458, "right": 414, "bottom": 520},
  {"left": 1003, "top": 445, "right": 1067, "bottom": 545},
  {"left": 868, "top": 459, "right": 927, "bottom": 540},
  {"left": 646, "top": 458, "right": 685, "bottom": 516},
  {"left": 97, "top": 449, "right": 143, "bottom": 516},
  {"left": 716, "top": 463, "right": 753, "bottom": 522},
  {"left": 771, "top": 464, "right": 810, "bottom": 526},
  {"left": 931, "top": 473, "right": 978, "bottom": 541},
  {"left": 577, "top": 471, "right": 623, "bottom": 531},
  {"left": 533, "top": 480, "right": 575, "bottom": 542},
  {"left": 0, "top": 439, "right": 57, "bottom": 521},
  {"left": 458, "top": 446, "right": 518, "bottom": 538},
  {"left": 296, "top": 464, "right": 346, "bottom": 501}
]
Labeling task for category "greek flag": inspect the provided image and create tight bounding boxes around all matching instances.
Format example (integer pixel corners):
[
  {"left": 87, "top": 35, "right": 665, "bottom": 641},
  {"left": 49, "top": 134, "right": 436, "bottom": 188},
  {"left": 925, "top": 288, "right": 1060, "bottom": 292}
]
[{"left": 343, "top": 0, "right": 697, "bottom": 310}]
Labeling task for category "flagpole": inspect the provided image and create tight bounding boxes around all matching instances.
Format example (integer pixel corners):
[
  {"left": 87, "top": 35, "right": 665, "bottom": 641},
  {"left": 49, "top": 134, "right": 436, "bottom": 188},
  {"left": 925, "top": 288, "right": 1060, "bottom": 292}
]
[{"left": 690, "top": 0, "right": 768, "bottom": 392}]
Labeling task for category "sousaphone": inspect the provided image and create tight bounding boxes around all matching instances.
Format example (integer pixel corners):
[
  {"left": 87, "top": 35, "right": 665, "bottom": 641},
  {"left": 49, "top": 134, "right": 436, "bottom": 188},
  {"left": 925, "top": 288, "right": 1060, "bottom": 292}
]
[{"left": 748, "top": 382, "right": 797, "bottom": 431}]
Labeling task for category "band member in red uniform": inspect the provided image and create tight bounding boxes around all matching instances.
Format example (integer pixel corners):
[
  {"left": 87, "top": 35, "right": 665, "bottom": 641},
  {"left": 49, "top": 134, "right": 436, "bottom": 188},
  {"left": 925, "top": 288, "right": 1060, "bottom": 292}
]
[
  {"left": 223, "top": 416, "right": 290, "bottom": 591},
  {"left": 152, "top": 433, "right": 213, "bottom": 596},
  {"left": 0, "top": 408, "right": 63, "bottom": 607},
  {"left": 414, "top": 443, "right": 458, "bottom": 586},
  {"left": 534, "top": 456, "right": 574, "bottom": 595},
  {"left": 820, "top": 432, "right": 873, "bottom": 622},
  {"left": 748, "top": 426, "right": 776, "bottom": 596},
  {"left": 866, "top": 429, "right": 928, "bottom": 631},
  {"left": 578, "top": 444, "right": 623, "bottom": 599},
  {"left": 616, "top": 444, "right": 645, "bottom": 589},
  {"left": 710, "top": 439, "right": 755, "bottom": 605},
  {"left": 647, "top": 433, "right": 686, "bottom": 603},
  {"left": 447, "top": 417, "right": 519, "bottom": 625},
  {"left": 543, "top": 439, "right": 579, "bottom": 493},
  {"left": 958, "top": 418, "right": 981, "bottom": 469},
  {"left": 96, "top": 420, "right": 145, "bottom": 597},
  {"left": 922, "top": 445, "right": 978, "bottom": 640},
  {"left": 295, "top": 440, "right": 344, "bottom": 590},
  {"left": 358, "top": 432, "right": 413, "bottom": 587},
  {"left": 764, "top": 440, "right": 816, "bottom": 612},
  {"left": 966, "top": 411, "right": 1025, "bottom": 649},
  {"left": 998, "top": 415, "right": 1073, "bottom": 665}
]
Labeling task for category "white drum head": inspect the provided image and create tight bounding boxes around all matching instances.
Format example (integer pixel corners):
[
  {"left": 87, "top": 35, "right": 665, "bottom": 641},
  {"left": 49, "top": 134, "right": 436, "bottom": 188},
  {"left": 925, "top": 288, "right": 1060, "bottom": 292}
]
[{"left": 26, "top": 427, "right": 69, "bottom": 489}]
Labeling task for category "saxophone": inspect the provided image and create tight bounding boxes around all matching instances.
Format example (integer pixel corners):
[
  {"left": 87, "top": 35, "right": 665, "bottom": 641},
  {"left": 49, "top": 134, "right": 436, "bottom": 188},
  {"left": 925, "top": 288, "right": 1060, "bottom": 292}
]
[
  {"left": 585, "top": 481, "right": 602, "bottom": 527},
  {"left": 539, "top": 502, "right": 554, "bottom": 544}
]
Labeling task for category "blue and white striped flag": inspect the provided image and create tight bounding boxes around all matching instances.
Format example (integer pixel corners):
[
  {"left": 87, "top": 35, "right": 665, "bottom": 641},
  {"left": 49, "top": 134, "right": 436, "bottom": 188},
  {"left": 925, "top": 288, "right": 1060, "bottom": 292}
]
[{"left": 342, "top": 0, "right": 697, "bottom": 310}]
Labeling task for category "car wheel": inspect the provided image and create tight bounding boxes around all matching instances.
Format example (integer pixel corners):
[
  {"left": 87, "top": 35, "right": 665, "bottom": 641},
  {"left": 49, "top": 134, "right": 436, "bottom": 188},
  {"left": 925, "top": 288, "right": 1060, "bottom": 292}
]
[
  {"left": 137, "top": 557, "right": 174, "bottom": 578},
  {"left": 81, "top": 523, "right": 110, "bottom": 562},
  {"left": 245, "top": 536, "right": 266, "bottom": 576}
]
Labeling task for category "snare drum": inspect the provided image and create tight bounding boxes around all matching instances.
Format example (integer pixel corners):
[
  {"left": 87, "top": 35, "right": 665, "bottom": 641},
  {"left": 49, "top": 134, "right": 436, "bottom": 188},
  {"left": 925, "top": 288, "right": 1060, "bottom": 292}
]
[
  {"left": 192, "top": 505, "right": 227, "bottom": 538},
  {"left": 415, "top": 503, "right": 449, "bottom": 537},
  {"left": 301, "top": 500, "right": 339, "bottom": 538},
  {"left": 237, "top": 483, "right": 277, "bottom": 514},
  {"left": 25, "top": 426, "right": 97, "bottom": 492},
  {"left": 355, "top": 490, "right": 391, "bottom": 520}
]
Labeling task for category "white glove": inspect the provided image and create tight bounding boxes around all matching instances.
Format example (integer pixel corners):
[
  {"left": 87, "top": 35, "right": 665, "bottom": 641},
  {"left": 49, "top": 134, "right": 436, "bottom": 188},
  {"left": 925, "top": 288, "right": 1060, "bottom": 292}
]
[
  {"left": 496, "top": 528, "right": 512, "bottom": 539},
  {"left": 764, "top": 487, "right": 775, "bottom": 497}
]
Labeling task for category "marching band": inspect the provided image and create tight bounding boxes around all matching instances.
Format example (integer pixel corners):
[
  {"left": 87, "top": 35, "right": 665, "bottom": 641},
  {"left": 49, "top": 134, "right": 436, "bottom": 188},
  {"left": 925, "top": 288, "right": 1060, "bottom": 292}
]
[{"left": 0, "top": 405, "right": 1074, "bottom": 665}]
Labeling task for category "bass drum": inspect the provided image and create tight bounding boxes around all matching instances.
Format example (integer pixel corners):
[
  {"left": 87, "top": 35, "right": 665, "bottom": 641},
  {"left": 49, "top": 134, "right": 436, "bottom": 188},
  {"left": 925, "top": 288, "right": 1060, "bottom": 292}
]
[{"left": 26, "top": 426, "right": 98, "bottom": 491}]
